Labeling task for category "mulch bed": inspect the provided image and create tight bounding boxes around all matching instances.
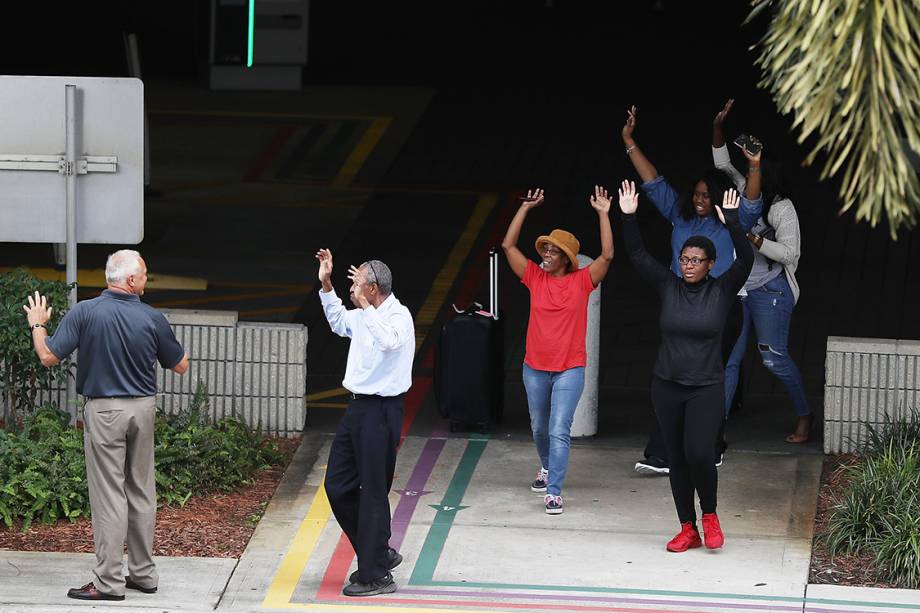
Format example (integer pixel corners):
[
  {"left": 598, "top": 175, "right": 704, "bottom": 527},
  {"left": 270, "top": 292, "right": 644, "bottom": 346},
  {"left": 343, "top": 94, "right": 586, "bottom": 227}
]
[
  {"left": 808, "top": 453, "right": 897, "bottom": 589},
  {"left": 0, "top": 436, "right": 301, "bottom": 558}
]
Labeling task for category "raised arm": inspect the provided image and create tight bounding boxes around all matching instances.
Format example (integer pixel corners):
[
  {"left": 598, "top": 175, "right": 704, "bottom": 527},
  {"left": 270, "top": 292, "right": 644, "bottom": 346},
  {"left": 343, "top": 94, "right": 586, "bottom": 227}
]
[
  {"left": 316, "top": 248, "right": 353, "bottom": 338},
  {"left": 618, "top": 180, "right": 670, "bottom": 292},
  {"left": 715, "top": 190, "right": 755, "bottom": 293},
  {"left": 501, "top": 188, "right": 543, "bottom": 279},
  {"left": 712, "top": 99, "right": 746, "bottom": 192},
  {"left": 712, "top": 99, "right": 734, "bottom": 149},
  {"left": 587, "top": 185, "right": 614, "bottom": 285},
  {"left": 621, "top": 106, "right": 658, "bottom": 184},
  {"left": 22, "top": 291, "right": 61, "bottom": 367}
]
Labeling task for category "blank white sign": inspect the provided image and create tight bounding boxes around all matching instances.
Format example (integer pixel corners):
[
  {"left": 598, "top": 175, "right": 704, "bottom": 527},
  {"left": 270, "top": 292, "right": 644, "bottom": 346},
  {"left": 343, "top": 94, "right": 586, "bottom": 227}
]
[{"left": 0, "top": 76, "right": 144, "bottom": 243}]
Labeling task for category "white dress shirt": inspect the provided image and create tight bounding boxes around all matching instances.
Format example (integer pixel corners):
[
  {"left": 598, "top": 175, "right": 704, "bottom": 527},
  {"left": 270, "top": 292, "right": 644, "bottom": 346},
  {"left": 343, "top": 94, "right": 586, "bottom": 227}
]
[{"left": 319, "top": 289, "right": 415, "bottom": 396}]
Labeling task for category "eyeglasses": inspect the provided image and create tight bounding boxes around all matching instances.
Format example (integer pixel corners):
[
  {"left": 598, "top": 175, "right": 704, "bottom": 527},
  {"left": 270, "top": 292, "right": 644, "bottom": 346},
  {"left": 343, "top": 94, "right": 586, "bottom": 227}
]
[
  {"left": 364, "top": 261, "right": 380, "bottom": 286},
  {"left": 678, "top": 256, "right": 709, "bottom": 266},
  {"left": 540, "top": 244, "right": 564, "bottom": 256}
]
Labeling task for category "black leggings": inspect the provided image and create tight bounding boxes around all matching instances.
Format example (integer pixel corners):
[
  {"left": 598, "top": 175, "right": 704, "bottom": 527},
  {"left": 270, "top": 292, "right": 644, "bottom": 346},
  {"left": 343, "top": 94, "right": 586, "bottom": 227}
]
[{"left": 651, "top": 376, "right": 724, "bottom": 524}]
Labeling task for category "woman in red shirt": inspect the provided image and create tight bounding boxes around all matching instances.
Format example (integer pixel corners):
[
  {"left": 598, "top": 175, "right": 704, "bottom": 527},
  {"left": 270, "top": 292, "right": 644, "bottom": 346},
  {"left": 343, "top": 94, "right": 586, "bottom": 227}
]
[{"left": 501, "top": 186, "right": 614, "bottom": 514}]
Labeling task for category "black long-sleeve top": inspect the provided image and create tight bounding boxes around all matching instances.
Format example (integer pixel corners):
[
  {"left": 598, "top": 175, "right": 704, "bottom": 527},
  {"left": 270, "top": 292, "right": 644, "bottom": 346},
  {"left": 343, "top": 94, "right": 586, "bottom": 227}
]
[{"left": 622, "top": 209, "right": 754, "bottom": 386}]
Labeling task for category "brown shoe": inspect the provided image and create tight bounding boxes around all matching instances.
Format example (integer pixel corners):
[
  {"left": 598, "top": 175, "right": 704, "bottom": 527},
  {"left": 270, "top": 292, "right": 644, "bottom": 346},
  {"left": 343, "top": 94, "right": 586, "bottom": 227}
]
[
  {"left": 126, "top": 576, "right": 158, "bottom": 593},
  {"left": 67, "top": 582, "right": 125, "bottom": 601}
]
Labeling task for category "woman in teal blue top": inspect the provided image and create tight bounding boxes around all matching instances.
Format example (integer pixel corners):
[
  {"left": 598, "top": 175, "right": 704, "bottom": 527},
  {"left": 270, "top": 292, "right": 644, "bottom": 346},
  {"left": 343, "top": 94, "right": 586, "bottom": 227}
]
[{"left": 621, "top": 106, "right": 762, "bottom": 273}]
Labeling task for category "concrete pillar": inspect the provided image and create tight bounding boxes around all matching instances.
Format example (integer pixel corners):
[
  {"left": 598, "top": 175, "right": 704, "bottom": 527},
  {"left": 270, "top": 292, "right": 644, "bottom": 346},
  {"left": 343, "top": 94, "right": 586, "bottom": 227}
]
[{"left": 571, "top": 254, "right": 600, "bottom": 438}]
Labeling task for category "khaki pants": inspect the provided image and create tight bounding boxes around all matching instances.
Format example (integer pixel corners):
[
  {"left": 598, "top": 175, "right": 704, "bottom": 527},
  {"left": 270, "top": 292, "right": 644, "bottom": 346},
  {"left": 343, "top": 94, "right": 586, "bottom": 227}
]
[{"left": 83, "top": 396, "right": 158, "bottom": 596}]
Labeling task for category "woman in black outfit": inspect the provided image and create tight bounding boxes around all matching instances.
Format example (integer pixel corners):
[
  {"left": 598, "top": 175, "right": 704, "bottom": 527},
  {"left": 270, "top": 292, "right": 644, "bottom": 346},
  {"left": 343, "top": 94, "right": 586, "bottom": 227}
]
[{"left": 617, "top": 180, "right": 755, "bottom": 552}]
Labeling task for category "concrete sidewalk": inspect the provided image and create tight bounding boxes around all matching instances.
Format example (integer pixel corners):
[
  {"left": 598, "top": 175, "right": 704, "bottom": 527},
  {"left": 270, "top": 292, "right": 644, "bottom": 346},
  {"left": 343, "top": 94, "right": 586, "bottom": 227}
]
[{"left": 4, "top": 433, "right": 920, "bottom": 612}]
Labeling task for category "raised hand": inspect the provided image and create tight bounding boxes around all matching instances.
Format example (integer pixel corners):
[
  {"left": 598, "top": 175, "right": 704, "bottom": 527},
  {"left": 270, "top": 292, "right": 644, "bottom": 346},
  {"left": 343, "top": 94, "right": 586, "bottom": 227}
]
[
  {"left": 740, "top": 135, "right": 763, "bottom": 165},
  {"left": 22, "top": 291, "right": 52, "bottom": 327},
  {"left": 617, "top": 180, "right": 639, "bottom": 215},
  {"left": 715, "top": 188, "right": 740, "bottom": 224},
  {"left": 590, "top": 185, "right": 611, "bottom": 215},
  {"left": 713, "top": 98, "right": 734, "bottom": 128},
  {"left": 347, "top": 265, "right": 370, "bottom": 305},
  {"left": 520, "top": 188, "right": 544, "bottom": 209},
  {"left": 315, "top": 248, "right": 333, "bottom": 284},
  {"left": 622, "top": 105, "right": 638, "bottom": 144}
]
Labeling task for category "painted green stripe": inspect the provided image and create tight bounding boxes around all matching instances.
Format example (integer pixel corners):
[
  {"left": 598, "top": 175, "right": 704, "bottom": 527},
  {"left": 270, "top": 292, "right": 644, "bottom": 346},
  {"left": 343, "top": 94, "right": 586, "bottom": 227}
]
[{"left": 410, "top": 437, "right": 488, "bottom": 584}]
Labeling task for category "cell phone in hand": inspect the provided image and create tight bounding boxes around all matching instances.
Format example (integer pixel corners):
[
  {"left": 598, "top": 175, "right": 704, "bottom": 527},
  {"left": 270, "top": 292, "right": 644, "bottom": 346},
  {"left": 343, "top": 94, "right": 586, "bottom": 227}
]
[{"left": 733, "top": 133, "right": 762, "bottom": 155}]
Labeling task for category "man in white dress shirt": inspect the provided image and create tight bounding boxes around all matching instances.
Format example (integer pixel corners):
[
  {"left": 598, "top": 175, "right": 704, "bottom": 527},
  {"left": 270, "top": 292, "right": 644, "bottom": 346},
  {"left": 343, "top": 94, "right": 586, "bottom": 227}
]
[{"left": 315, "top": 248, "right": 415, "bottom": 597}]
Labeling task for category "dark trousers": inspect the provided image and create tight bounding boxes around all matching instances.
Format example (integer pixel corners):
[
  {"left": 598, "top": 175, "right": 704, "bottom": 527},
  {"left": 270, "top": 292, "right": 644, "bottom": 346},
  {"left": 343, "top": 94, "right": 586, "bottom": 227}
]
[
  {"left": 324, "top": 394, "right": 403, "bottom": 583},
  {"left": 651, "top": 376, "right": 724, "bottom": 524},
  {"left": 643, "top": 297, "right": 741, "bottom": 462}
]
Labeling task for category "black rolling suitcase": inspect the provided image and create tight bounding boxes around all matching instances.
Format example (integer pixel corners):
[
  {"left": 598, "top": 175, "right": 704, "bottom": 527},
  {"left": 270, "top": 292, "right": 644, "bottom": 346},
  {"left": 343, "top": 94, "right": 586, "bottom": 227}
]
[{"left": 434, "top": 249, "right": 504, "bottom": 432}]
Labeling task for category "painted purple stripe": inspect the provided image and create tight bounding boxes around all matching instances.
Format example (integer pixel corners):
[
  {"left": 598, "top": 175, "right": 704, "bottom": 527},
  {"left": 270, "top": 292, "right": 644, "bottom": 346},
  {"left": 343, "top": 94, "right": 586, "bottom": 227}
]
[
  {"left": 389, "top": 437, "right": 446, "bottom": 551},
  {"left": 398, "top": 588, "right": 806, "bottom": 612}
]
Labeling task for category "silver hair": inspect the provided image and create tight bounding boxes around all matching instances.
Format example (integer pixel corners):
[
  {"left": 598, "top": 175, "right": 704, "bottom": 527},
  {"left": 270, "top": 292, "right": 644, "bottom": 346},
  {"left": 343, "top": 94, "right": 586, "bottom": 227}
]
[
  {"left": 361, "top": 260, "right": 392, "bottom": 296},
  {"left": 105, "top": 249, "right": 143, "bottom": 284}
]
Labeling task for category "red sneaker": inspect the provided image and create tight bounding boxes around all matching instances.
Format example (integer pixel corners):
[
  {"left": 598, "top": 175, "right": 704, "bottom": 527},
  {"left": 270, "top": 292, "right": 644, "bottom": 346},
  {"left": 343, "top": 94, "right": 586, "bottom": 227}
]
[
  {"left": 666, "top": 522, "right": 702, "bottom": 552},
  {"left": 701, "top": 513, "right": 724, "bottom": 549}
]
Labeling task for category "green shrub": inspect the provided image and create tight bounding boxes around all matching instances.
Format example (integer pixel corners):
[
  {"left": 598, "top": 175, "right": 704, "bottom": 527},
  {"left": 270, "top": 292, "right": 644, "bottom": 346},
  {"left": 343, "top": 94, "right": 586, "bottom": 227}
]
[
  {"left": 0, "top": 384, "right": 286, "bottom": 531},
  {"left": 154, "top": 382, "right": 283, "bottom": 506},
  {"left": 822, "top": 411, "right": 920, "bottom": 588},
  {"left": 0, "top": 405, "right": 88, "bottom": 531},
  {"left": 862, "top": 407, "right": 920, "bottom": 457},
  {"left": 0, "top": 269, "right": 74, "bottom": 424}
]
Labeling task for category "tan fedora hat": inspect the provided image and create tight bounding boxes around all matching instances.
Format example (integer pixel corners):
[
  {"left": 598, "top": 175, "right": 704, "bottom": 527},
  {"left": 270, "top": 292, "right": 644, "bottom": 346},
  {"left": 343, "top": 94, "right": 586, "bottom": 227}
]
[{"left": 535, "top": 229, "right": 580, "bottom": 271}]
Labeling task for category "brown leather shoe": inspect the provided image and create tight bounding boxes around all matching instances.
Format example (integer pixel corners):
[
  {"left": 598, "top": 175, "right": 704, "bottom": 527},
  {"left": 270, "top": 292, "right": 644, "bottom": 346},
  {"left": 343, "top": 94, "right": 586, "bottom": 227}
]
[
  {"left": 126, "top": 576, "right": 158, "bottom": 593},
  {"left": 67, "top": 582, "right": 125, "bottom": 601}
]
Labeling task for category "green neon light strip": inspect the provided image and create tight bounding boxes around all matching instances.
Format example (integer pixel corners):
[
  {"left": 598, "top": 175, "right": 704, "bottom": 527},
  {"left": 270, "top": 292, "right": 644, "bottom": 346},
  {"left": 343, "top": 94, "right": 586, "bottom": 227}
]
[{"left": 246, "top": 0, "right": 254, "bottom": 67}]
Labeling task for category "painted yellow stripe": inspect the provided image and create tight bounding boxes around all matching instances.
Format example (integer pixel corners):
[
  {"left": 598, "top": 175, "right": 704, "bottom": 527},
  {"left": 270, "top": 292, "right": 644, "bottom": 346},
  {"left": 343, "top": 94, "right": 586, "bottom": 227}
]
[
  {"left": 1, "top": 267, "right": 207, "bottom": 291},
  {"left": 305, "top": 387, "right": 349, "bottom": 401},
  {"left": 261, "top": 484, "right": 333, "bottom": 609},
  {"left": 332, "top": 117, "right": 392, "bottom": 188},
  {"left": 413, "top": 193, "right": 497, "bottom": 351}
]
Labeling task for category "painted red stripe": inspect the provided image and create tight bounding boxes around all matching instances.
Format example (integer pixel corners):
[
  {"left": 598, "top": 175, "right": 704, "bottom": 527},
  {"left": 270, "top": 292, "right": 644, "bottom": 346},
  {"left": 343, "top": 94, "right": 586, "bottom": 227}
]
[{"left": 243, "top": 125, "right": 296, "bottom": 182}]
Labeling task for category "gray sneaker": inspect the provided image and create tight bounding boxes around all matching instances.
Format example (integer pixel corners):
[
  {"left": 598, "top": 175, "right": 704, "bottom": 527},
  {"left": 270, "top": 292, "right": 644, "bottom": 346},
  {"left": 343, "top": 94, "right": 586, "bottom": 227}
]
[
  {"left": 342, "top": 572, "right": 396, "bottom": 597},
  {"left": 349, "top": 548, "right": 402, "bottom": 584}
]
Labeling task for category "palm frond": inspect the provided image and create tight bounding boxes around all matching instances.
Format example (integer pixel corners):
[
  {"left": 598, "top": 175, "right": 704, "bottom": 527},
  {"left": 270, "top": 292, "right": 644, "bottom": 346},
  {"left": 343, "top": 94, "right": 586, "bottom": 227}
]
[{"left": 751, "top": 0, "right": 920, "bottom": 236}]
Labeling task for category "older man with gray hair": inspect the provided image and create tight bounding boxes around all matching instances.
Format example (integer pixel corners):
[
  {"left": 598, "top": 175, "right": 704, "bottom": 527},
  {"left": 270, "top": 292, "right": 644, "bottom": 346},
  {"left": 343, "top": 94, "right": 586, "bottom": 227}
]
[
  {"left": 315, "top": 248, "right": 415, "bottom": 597},
  {"left": 23, "top": 249, "right": 189, "bottom": 602}
]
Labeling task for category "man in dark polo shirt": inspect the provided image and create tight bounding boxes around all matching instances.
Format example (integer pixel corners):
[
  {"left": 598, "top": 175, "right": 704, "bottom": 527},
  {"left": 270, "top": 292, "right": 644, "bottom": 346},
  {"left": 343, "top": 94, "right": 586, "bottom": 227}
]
[{"left": 23, "top": 249, "right": 188, "bottom": 602}]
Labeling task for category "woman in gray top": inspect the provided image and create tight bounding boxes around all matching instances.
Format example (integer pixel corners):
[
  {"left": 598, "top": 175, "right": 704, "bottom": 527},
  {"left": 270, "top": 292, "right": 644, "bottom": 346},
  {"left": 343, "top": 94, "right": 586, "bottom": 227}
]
[{"left": 712, "top": 100, "right": 812, "bottom": 443}]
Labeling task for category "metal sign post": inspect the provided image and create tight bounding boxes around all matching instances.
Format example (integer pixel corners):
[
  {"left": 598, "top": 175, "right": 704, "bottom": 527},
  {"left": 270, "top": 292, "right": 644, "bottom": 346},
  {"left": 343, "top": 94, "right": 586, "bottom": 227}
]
[{"left": 65, "top": 85, "right": 77, "bottom": 305}]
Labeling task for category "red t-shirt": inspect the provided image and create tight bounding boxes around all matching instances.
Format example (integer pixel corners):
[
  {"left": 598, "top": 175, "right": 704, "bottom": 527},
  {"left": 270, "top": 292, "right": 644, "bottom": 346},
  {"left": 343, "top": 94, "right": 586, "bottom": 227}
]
[{"left": 522, "top": 260, "right": 596, "bottom": 372}]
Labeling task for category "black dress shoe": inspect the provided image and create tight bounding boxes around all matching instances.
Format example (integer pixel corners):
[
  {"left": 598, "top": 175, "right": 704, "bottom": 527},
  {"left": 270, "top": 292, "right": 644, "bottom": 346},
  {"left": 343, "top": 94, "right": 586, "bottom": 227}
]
[
  {"left": 342, "top": 571, "right": 396, "bottom": 597},
  {"left": 126, "top": 576, "right": 158, "bottom": 593},
  {"left": 348, "top": 547, "right": 403, "bottom": 584},
  {"left": 67, "top": 582, "right": 125, "bottom": 601}
]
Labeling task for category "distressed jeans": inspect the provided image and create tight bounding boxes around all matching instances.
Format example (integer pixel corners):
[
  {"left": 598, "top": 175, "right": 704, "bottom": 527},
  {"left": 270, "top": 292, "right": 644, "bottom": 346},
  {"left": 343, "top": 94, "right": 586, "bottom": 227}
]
[
  {"left": 522, "top": 364, "right": 586, "bottom": 496},
  {"left": 724, "top": 273, "right": 811, "bottom": 417}
]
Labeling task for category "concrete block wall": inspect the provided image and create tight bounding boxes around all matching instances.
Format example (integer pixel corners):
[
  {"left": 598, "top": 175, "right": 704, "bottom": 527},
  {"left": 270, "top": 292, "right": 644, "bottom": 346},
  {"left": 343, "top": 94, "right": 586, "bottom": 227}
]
[
  {"left": 824, "top": 336, "right": 920, "bottom": 453},
  {"left": 25, "top": 309, "right": 307, "bottom": 437}
]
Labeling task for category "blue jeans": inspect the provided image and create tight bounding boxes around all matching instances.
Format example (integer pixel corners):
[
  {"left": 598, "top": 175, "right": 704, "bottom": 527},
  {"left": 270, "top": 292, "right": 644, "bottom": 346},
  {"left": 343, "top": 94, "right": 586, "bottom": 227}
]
[
  {"left": 522, "top": 364, "right": 586, "bottom": 496},
  {"left": 724, "top": 273, "right": 811, "bottom": 417}
]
